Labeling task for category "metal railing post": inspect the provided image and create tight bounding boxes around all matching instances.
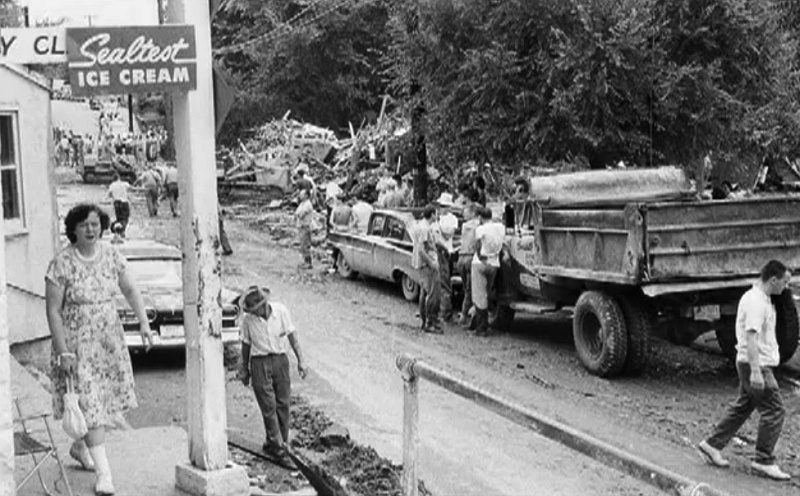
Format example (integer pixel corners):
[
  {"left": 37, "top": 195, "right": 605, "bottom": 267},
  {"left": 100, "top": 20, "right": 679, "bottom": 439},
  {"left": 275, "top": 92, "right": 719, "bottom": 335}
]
[
  {"left": 395, "top": 353, "right": 731, "bottom": 496},
  {"left": 397, "top": 355, "right": 419, "bottom": 496}
]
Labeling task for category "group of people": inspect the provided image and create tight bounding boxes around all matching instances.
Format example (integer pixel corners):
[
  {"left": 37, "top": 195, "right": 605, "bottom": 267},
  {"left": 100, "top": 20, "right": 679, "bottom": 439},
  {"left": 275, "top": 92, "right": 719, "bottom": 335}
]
[
  {"left": 410, "top": 189, "right": 501, "bottom": 336},
  {"left": 55, "top": 130, "right": 92, "bottom": 169}
]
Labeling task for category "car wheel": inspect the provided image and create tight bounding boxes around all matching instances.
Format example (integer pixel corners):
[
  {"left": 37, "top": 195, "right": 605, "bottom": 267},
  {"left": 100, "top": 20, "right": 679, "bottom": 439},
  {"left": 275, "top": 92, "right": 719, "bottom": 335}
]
[
  {"left": 401, "top": 273, "right": 420, "bottom": 302},
  {"left": 83, "top": 172, "right": 95, "bottom": 183},
  {"left": 573, "top": 291, "right": 628, "bottom": 378},
  {"left": 336, "top": 252, "right": 358, "bottom": 280}
]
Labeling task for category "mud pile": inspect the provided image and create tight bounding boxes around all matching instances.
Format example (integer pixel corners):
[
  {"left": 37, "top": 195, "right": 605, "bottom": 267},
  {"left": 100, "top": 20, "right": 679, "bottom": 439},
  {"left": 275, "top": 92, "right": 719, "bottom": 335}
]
[{"left": 233, "top": 396, "right": 430, "bottom": 496}]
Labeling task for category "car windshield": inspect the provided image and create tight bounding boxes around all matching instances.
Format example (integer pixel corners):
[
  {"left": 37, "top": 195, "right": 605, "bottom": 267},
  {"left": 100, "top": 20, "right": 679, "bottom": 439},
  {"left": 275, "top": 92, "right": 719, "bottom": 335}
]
[{"left": 127, "top": 259, "right": 182, "bottom": 286}]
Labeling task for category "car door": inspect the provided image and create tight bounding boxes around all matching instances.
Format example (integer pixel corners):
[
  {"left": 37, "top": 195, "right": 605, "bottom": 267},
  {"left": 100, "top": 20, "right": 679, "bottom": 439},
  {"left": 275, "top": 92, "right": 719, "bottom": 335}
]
[
  {"left": 371, "top": 215, "right": 404, "bottom": 280},
  {"left": 354, "top": 213, "right": 385, "bottom": 276},
  {"left": 384, "top": 216, "right": 418, "bottom": 281}
]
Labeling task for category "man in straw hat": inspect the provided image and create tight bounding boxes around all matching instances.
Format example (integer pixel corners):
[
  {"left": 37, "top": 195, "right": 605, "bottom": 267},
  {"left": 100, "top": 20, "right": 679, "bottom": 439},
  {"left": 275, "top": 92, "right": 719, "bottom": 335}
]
[{"left": 238, "top": 286, "right": 307, "bottom": 469}]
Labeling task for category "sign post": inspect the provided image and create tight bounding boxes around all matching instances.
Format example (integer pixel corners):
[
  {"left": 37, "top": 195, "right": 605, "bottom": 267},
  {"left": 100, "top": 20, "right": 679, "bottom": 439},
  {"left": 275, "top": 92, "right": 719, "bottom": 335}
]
[{"left": 163, "top": 0, "right": 248, "bottom": 495}]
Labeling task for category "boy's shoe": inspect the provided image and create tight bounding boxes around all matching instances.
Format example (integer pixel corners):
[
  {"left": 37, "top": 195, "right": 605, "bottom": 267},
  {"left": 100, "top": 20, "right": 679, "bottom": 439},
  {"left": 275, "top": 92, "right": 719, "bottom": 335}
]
[
  {"left": 751, "top": 462, "right": 791, "bottom": 480},
  {"left": 697, "top": 440, "right": 730, "bottom": 468},
  {"left": 262, "top": 444, "right": 298, "bottom": 471}
]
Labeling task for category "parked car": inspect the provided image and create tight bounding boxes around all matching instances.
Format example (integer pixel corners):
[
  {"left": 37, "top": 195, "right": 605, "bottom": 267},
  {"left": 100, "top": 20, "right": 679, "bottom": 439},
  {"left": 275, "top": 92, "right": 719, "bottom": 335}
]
[
  {"left": 327, "top": 209, "right": 462, "bottom": 302},
  {"left": 114, "top": 239, "right": 240, "bottom": 350}
]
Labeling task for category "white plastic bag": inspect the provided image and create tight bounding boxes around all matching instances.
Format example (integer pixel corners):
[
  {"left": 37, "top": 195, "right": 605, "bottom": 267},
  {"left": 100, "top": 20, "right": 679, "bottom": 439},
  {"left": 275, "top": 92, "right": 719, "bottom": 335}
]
[{"left": 62, "top": 376, "right": 88, "bottom": 439}]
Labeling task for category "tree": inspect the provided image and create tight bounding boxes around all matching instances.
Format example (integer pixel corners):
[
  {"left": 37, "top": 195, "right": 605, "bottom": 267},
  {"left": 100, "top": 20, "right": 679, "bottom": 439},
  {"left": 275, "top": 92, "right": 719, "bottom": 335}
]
[{"left": 212, "top": 0, "right": 393, "bottom": 145}]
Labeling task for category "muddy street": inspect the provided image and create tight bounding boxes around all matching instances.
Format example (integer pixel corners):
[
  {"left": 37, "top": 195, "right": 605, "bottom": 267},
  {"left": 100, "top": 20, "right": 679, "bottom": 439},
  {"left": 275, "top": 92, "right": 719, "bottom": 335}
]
[{"left": 57, "top": 177, "right": 800, "bottom": 495}]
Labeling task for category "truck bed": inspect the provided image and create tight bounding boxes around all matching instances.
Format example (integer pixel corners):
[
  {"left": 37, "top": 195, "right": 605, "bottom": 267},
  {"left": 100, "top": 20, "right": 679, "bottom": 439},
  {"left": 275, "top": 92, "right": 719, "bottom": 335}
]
[{"left": 533, "top": 195, "right": 800, "bottom": 285}]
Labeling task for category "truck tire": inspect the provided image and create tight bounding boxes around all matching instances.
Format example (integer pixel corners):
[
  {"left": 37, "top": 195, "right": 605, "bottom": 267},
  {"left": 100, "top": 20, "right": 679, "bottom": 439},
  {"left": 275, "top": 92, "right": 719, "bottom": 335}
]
[
  {"left": 401, "top": 273, "right": 420, "bottom": 302},
  {"left": 617, "top": 296, "right": 652, "bottom": 376},
  {"left": 715, "top": 317, "right": 737, "bottom": 363},
  {"left": 573, "top": 291, "right": 628, "bottom": 378},
  {"left": 336, "top": 252, "right": 358, "bottom": 280},
  {"left": 773, "top": 289, "right": 799, "bottom": 364}
]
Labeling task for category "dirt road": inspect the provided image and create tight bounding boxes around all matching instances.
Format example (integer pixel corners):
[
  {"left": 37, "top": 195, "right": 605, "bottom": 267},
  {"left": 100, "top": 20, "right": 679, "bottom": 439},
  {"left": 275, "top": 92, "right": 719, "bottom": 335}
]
[{"left": 57, "top": 177, "right": 800, "bottom": 495}]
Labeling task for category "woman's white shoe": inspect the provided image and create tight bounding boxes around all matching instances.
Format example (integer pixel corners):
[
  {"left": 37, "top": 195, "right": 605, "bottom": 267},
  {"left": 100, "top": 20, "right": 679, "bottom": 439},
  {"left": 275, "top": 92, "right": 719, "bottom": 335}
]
[
  {"left": 95, "top": 473, "right": 116, "bottom": 495},
  {"left": 69, "top": 440, "right": 96, "bottom": 471}
]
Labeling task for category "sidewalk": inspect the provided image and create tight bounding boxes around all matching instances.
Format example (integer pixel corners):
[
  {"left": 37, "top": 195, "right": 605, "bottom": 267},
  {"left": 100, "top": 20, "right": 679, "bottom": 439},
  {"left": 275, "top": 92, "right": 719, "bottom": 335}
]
[{"left": 12, "top": 357, "right": 187, "bottom": 496}]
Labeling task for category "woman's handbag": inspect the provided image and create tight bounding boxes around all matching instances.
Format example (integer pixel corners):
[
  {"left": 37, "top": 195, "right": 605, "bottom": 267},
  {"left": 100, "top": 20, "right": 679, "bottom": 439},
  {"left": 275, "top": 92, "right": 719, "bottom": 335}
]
[{"left": 62, "top": 375, "right": 88, "bottom": 439}]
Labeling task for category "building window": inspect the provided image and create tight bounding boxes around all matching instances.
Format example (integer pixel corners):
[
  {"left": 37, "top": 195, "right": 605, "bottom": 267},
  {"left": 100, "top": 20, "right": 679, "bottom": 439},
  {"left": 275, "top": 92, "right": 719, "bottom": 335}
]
[{"left": 0, "top": 113, "right": 24, "bottom": 227}]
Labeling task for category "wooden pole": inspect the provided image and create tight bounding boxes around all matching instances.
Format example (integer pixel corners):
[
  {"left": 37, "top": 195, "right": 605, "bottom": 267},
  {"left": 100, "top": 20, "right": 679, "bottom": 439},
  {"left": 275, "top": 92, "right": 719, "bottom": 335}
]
[
  {"left": 166, "top": 0, "right": 228, "bottom": 471},
  {"left": 398, "top": 357, "right": 419, "bottom": 496},
  {"left": 0, "top": 191, "right": 14, "bottom": 496}
]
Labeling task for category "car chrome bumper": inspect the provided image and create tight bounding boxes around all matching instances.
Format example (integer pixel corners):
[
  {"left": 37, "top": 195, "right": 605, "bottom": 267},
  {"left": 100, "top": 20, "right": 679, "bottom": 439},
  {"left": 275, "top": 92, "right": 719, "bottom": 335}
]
[{"left": 125, "top": 327, "right": 240, "bottom": 349}]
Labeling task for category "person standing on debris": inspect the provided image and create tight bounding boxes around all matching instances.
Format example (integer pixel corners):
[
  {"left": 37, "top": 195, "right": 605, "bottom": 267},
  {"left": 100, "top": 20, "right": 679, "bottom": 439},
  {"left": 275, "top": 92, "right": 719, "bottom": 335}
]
[
  {"left": 411, "top": 205, "right": 442, "bottom": 333},
  {"left": 385, "top": 174, "right": 407, "bottom": 208},
  {"left": 458, "top": 204, "right": 479, "bottom": 328},
  {"left": 164, "top": 163, "right": 179, "bottom": 217},
  {"left": 45, "top": 204, "right": 154, "bottom": 495},
  {"left": 433, "top": 193, "right": 458, "bottom": 323},
  {"left": 107, "top": 173, "right": 131, "bottom": 237},
  {"left": 295, "top": 189, "right": 315, "bottom": 269},
  {"left": 238, "top": 286, "right": 307, "bottom": 470},
  {"left": 473, "top": 177, "right": 488, "bottom": 206},
  {"left": 512, "top": 177, "right": 530, "bottom": 201},
  {"left": 328, "top": 196, "right": 353, "bottom": 233},
  {"left": 471, "top": 207, "right": 504, "bottom": 336},
  {"left": 697, "top": 260, "right": 792, "bottom": 481},
  {"left": 349, "top": 194, "right": 373, "bottom": 234}
]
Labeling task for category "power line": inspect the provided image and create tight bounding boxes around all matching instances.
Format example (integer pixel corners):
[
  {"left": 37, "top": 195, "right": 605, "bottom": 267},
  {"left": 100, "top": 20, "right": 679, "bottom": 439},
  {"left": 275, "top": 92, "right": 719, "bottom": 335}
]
[{"left": 213, "top": 0, "right": 356, "bottom": 56}]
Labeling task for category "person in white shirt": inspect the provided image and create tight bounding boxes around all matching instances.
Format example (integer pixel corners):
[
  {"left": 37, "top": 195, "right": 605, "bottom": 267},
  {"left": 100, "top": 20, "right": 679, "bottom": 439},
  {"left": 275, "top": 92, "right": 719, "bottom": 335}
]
[
  {"left": 433, "top": 193, "right": 459, "bottom": 322},
  {"left": 238, "top": 286, "right": 306, "bottom": 469},
  {"left": 697, "top": 260, "right": 792, "bottom": 481},
  {"left": 295, "top": 190, "right": 315, "bottom": 269},
  {"left": 349, "top": 194, "right": 374, "bottom": 234},
  {"left": 163, "top": 163, "right": 179, "bottom": 217},
  {"left": 107, "top": 173, "right": 131, "bottom": 237},
  {"left": 471, "top": 206, "right": 505, "bottom": 335}
]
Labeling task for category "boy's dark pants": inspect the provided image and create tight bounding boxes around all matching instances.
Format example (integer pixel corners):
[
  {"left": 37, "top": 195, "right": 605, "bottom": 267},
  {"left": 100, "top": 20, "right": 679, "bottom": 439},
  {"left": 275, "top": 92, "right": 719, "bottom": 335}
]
[
  {"left": 251, "top": 354, "right": 291, "bottom": 449},
  {"left": 706, "top": 362, "right": 785, "bottom": 464}
]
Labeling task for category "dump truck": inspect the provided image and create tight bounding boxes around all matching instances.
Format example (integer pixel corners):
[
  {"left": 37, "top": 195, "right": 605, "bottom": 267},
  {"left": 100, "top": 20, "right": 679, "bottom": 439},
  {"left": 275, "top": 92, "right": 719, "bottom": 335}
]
[{"left": 494, "top": 166, "right": 800, "bottom": 377}]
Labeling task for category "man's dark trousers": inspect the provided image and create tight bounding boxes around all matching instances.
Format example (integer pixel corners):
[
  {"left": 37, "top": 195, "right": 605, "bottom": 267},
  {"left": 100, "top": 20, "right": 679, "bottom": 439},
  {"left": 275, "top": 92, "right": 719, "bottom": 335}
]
[
  {"left": 113, "top": 200, "right": 130, "bottom": 235},
  {"left": 706, "top": 362, "right": 785, "bottom": 464},
  {"left": 251, "top": 354, "right": 291, "bottom": 448}
]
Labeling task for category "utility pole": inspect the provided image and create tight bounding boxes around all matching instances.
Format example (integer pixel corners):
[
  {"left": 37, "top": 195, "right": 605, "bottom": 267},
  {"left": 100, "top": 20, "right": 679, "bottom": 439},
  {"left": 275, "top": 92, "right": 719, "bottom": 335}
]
[{"left": 164, "top": 0, "right": 248, "bottom": 494}]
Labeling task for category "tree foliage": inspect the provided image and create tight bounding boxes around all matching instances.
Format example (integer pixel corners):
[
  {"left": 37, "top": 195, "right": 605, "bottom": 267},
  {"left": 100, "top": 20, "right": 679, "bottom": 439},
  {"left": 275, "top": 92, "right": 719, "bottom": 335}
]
[
  {"left": 213, "top": 0, "right": 392, "bottom": 145},
  {"left": 213, "top": 0, "right": 800, "bottom": 180}
]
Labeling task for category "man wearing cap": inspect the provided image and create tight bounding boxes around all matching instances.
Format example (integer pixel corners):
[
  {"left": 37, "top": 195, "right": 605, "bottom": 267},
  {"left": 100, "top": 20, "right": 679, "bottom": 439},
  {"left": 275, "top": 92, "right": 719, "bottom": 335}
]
[
  {"left": 433, "top": 193, "right": 458, "bottom": 322},
  {"left": 238, "top": 286, "right": 307, "bottom": 469}
]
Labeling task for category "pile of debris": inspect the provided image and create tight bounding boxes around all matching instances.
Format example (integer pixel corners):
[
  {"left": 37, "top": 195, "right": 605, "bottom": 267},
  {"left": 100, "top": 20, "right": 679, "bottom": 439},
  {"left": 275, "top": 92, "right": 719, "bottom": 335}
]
[{"left": 217, "top": 102, "right": 411, "bottom": 203}]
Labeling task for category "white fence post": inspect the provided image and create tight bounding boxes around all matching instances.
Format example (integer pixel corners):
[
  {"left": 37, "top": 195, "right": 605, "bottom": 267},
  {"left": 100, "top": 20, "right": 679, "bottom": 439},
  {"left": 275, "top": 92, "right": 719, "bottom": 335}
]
[{"left": 398, "top": 356, "right": 419, "bottom": 496}]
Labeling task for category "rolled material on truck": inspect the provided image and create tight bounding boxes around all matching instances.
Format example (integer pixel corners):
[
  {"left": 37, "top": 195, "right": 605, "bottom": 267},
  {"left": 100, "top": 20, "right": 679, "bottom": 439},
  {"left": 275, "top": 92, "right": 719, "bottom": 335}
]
[{"left": 529, "top": 166, "right": 694, "bottom": 207}]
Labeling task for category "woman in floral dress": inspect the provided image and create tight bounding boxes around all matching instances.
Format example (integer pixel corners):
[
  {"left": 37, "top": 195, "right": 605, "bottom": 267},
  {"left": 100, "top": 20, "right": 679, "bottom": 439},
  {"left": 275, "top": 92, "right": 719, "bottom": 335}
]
[{"left": 45, "top": 204, "right": 153, "bottom": 496}]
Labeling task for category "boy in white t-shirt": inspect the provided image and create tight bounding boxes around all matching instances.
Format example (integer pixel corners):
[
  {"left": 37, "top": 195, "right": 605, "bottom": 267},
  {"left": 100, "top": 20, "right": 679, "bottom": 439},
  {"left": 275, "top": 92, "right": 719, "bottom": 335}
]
[{"left": 471, "top": 207, "right": 505, "bottom": 335}]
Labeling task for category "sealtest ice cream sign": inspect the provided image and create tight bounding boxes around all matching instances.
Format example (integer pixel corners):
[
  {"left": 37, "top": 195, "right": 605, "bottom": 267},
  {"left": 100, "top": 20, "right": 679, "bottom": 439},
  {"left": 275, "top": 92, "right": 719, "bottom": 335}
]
[{"left": 67, "top": 25, "right": 197, "bottom": 96}]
